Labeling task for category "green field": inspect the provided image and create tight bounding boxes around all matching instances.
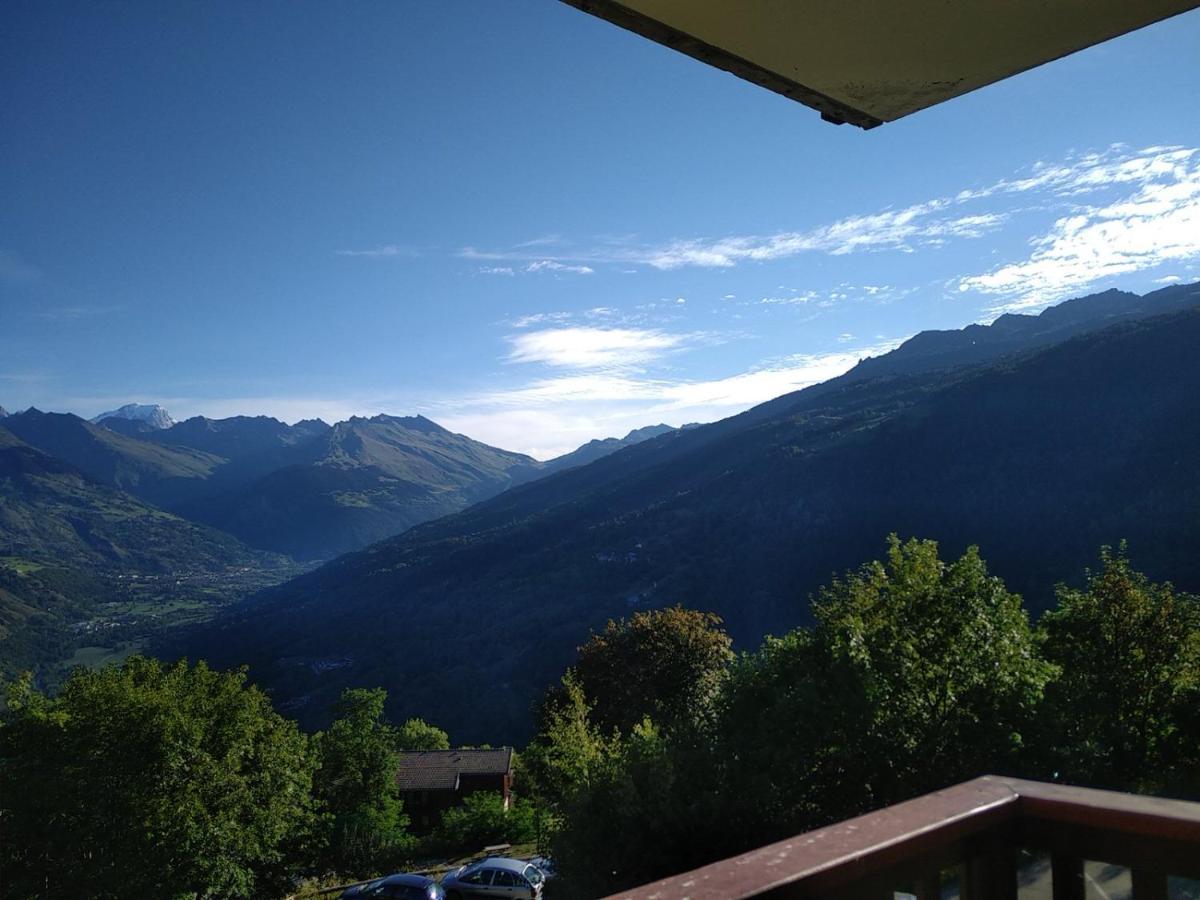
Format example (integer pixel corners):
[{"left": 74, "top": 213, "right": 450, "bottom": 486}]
[
  {"left": 66, "top": 642, "right": 144, "bottom": 670},
  {"left": 0, "top": 557, "right": 46, "bottom": 575}
]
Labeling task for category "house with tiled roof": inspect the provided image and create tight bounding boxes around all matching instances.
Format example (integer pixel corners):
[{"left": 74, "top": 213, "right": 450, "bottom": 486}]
[{"left": 396, "top": 747, "right": 514, "bottom": 831}]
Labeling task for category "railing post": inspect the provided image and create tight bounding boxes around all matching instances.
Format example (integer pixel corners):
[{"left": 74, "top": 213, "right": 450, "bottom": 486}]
[
  {"left": 966, "top": 840, "right": 1016, "bottom": 900},
  {"left": 1051, "top": 855, "right": 1084, "bottom": 900},
  {"left": 1130, "top": 869, "right": 1168, "bottom": 900},
  {"left": 913, "top": 868, "right": 942, "bottom": 900}
]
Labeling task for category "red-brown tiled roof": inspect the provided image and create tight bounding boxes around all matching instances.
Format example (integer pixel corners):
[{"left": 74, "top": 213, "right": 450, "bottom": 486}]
[{"left": 396, "top": 748, "right": 513, "bottom": 792}]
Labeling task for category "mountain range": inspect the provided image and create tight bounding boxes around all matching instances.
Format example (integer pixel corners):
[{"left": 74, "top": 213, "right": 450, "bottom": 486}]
[
  {"left": 3, "top": 409, "right": 677, "bottom": 562},
  {"left": 171, "top": 281, "right": 1200, "bottom": 742},
  {"left": 5, "top": 281, "right": 1199, "bottom": 737},
  {"left": 0, "top": 404, "right": 681, "bottom": 681}
]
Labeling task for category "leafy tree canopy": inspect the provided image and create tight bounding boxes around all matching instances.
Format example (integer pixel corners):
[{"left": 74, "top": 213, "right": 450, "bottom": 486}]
[
  {"left": 0, "top": 657, "right": 316, "bottom": 900},
  {"left": 395, "top": 716, "right": 450, "bottom": 750},
  {"left": 722, "top": 536, "right": 1053, "bottom": 828},
  {"left": 1040, "top": 544, "right": 1200, "bottom": 793},
  {"left": 572, "top": 605, "right": 733, "bottom": 736}
]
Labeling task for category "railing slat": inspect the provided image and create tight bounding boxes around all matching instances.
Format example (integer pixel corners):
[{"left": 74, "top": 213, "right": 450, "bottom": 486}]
[
  {"left": 966, "top": 838, "right": 1016, "bottom": 900},
  {"left": 913, "top": 869, "right": 942, "bottom": 900},
  {"left": 1050, "top": 854, "right": 1083, "bottom": 900},
  {"left": 1131, "top": 868, "right": 1168, "bottom": 900}
]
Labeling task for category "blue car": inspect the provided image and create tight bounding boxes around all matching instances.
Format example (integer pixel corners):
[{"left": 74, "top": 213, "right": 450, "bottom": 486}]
[{"left": 341, "top": 872, "right": 446, "bottom": 900}]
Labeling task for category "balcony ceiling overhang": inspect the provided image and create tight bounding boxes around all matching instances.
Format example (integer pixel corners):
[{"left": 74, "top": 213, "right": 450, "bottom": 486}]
[{"left": 560, "top": 0, "right": 1200, "bottom": 128}]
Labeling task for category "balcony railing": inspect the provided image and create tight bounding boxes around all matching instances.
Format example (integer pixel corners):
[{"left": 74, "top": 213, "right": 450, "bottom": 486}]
[{"left": 601, "top": 776, "right": 1200, "bottom": 899}]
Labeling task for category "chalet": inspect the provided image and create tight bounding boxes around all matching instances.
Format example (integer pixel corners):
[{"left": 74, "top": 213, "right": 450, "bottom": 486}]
[{"left": 396, "top": 747, "right": 514, "bottom": 832}]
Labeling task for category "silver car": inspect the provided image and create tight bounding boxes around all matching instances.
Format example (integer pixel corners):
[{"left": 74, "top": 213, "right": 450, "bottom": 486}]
[
  {"left": 341, "top": 873, "right": 446, "bottom": 899},
  {"left": 441, "top": 857, "right": 545, "bottom": 900}
]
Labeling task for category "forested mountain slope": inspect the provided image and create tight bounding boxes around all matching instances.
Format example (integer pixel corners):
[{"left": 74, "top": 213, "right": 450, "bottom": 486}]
[{"left": 180, "top": 301, "right": 1200, "bottom": 743}]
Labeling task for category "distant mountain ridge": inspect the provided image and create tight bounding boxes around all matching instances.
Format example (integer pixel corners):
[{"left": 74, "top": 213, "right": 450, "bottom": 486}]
[
  {"left": 847, "top": 283, "right": 1200, "bottom": 381},
  {"left": 539, "top": 424, "right": 677, "bottom": 476},
  {"left": 175, "top": 282, "right": 1200, "bottom": 742},
  {"left": 4, "top": 402, "right": 682, "bottom": 563}
]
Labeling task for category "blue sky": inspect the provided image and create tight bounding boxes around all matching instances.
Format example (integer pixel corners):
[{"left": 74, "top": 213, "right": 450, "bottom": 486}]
[{"left": 3, "top": 3, "right": 1199, "bottom": 458}]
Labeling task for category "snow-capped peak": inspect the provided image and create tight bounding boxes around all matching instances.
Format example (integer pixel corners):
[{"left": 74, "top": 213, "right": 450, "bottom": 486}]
[{"left": 90, "top": 403, "right": 175, "bottom": 429}]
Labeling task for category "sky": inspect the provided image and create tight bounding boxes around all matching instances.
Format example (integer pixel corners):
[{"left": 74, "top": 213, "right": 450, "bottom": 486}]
[{"left": 3, "top": 3, "right": 1199, "bottom": 458}]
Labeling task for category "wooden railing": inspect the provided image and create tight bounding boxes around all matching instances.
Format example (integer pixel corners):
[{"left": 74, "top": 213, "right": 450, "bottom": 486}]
[{"left": 601, "top": 776, "right": 1200, "bottom": 899}]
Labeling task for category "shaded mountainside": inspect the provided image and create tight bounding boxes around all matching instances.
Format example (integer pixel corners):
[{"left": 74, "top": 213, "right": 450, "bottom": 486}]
[
  {"left": 0, "top": 426, "right": 286, "bottom": 680},
  {"left": 0, "top": 431, "right": 263, "bottom": 573},
  {"left": 96, "top": 416, "right": 161, "bottom": 438},
  {"left": 178, "top": 301, "right": 1200, "bottom": 744},
  {"left": 147, "top": 415, "right": 330, "bottom": 465},
  {"left": 3, "top": 410, "right": 225, "bottom": 508},
  {"left": 183, "top": 414, "right": 543, "bottom": 560}
]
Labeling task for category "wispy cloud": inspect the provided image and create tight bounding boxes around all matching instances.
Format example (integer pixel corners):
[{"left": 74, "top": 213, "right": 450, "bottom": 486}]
[
  {"left": 957, "top": 147, "right": 1200, "bottom": 313},
  {"left": 524, "top": 259, "right": 594, "bottom": 275},
  {"left": 441, "top": 338, "right": 903, "bottom": 457},
  {"left": 461, "top": 205, "right": 1006, "bottom": 272},
  {"left": 335, "top": 244, "right": 418, "bottom": 258},
  {"left": 507, "top": 326, "right": 689, "bottom": 369},
  {"left": 761, "top": 292, "right": 818, "bottom": 306},
  {"left": 758, "top": 283, "right": 916, "bottom": 308},
  {"left": 473, "top": 255, "right": 593, "bottom": 275},
  {"left": 514, "top": 235, "right": 563, "bottom": 248},
  {"left": 459, "top": 145, "right": 1200, "bottom": 309},
  {"left": 637, "top": 210, "right": 1007, "bottom": 269},
  {"left": 510, "top": 311, "right": 573, "bottom": 329}
]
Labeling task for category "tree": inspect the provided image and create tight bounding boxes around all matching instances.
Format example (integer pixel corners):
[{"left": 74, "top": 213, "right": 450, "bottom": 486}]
[
  {"left": 1040, "top": 545, "right": 1200, "bottom": 793},
  {"left": 526, "top": 669, "right": 727, "bottom": 897},
  {"left": 431, "top": 791, "right": 536, "bottom": 853},
  {"left": 395, "top": 717, "right": 450, "bottom": 750},
  {"left": 0, "top": 657, "right": 316, "bottom": 900},
  {"left": 572, "top": 606, "right": 733, "bottom": 735},
  {"left": 312, "top": 688, "right": 414, "bottom": 877},
  {"left": 721, "top": 536, "right": 1053, "bottom": 831},
  {"left": 547, "top": 716, "right": 727, "bottom": 899},
  {"left": 522, "top": 671, "right": 609, "bottom": 810}
]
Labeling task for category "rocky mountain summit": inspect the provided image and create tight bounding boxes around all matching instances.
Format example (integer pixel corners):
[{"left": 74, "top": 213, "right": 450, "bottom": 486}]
[{"left": 92, "top": 403, "right": 175, "bottom": 430}]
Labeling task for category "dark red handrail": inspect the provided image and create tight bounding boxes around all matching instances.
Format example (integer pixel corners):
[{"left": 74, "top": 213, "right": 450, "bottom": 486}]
[{"left": 600, "top": 776, "right": 1200, "bottom": 900}]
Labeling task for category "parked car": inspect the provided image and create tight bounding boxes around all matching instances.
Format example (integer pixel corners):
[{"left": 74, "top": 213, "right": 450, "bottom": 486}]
[
  {"left": 441, "top": 857, "right": 546, "bottom": 900},
  {"left": 527, "top": 857, "right": 556, "bottom": 881},
  {"left": 341, "top": 872, "right": 446, "bottom": 899}
]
